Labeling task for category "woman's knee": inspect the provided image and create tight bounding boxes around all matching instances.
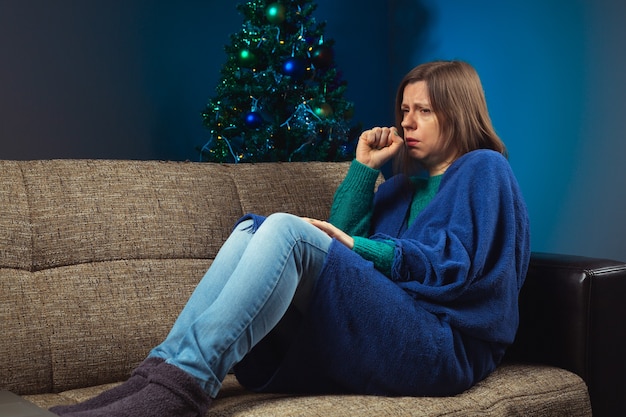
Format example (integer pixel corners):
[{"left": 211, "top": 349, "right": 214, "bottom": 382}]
[
  {"left": 265, "top": 212, "right": 301, "bottom": 224},
  {"left": 261, "top": 213, "right": 306, "bottom": 235}
]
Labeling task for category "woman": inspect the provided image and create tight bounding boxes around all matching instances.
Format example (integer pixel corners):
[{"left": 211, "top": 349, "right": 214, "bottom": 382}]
[{"left": 51, "top": 60, "right": 530, "bottom": 417}]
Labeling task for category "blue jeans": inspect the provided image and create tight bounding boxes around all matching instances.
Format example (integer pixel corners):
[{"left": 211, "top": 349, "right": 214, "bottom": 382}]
[{"left": 149, "top": 213, "right": 332, "bottom": 397}]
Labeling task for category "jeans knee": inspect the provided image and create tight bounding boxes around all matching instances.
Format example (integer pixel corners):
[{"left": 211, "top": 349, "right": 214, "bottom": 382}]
[
  {"left": 260, "top": 213, "right": 310, "bottom": 243},
  {"left": 263, "top": 213, "right": 303, "bottom": 231}
]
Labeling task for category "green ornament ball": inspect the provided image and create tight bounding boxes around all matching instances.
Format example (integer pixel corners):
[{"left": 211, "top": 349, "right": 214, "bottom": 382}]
[
  {"left": 266, "top": 3, "right": 286, "bottom": 24},
  {"left": 314, "top": 103, "right": 334, "bottom": 118},
  {"left": 238, "top": 49, "right": 257, "bottom": 68}
]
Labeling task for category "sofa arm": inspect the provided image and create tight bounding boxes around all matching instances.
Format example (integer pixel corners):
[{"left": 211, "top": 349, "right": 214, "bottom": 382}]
[{"left": 505, "top": 252, "right": 626, "bottom": 417}]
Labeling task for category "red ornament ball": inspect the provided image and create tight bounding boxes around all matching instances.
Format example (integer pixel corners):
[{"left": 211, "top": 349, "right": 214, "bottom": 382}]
[{"left": 311, "top": 45, "right": 334, "bottom": 69}]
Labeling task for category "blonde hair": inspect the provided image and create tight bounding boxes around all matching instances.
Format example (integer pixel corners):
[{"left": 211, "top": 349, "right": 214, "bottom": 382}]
[{"left": 393, "top": 60, "right": 506, "bottom": 174}]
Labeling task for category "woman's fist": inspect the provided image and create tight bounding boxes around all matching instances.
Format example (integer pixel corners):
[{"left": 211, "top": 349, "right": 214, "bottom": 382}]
[{"left": 356, "top": 127, "right": 404, "bottom": 169}]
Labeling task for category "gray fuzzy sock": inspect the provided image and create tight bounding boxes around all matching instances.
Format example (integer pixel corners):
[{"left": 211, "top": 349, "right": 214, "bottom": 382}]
[
  {"left": 60, "top": 361, "right": 211, "bottom": 417},
  {"left": 49, "top": 357, "right": 164, "bottom": 416}
]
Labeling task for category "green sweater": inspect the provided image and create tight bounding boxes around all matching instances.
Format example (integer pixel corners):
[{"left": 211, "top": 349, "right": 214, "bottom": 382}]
[{"left": 329, "top": 160, "right": 442, "bottom": 276}]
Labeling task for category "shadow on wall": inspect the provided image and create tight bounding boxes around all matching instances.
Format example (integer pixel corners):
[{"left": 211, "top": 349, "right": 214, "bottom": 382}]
[
  {"left": 388, "top": 0, "right": 433, "bottom": 88},
  {"left": 317, "top": 0, "right": 432, "bottom": 131},
  {"left": 381, "top": 0, "right": 431, "bottom": 177}
]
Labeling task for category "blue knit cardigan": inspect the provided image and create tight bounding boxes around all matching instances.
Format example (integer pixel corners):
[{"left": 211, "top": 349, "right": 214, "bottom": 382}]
[{"left": 234, "top": 149, "right": 530, "bottom": 397}]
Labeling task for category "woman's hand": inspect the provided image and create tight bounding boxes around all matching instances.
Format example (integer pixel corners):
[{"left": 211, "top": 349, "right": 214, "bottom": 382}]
[
  {"left": 303, "top": 218, "right": 354, "bottom": 249},
  {"left": 356, "top": 127, "right": 404, "bottom": 169}
]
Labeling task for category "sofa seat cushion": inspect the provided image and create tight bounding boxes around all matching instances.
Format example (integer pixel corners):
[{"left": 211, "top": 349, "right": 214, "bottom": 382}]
[{"left": 25, "top": 363, "right": 590, "bottom": 416}]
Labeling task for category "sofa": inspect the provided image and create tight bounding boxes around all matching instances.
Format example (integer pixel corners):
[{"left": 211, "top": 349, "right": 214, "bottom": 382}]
[{"left": 1, "top": 159, "right": 625, "bottom": 416}]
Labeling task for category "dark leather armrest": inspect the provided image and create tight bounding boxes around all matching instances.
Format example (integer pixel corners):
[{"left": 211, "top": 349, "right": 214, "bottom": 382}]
[{"left": 505, "top": 252, "right": 626, "bottom": 417}]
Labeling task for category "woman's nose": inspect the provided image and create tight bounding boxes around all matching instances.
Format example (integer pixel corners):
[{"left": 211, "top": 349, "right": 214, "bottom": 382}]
[{"left": 401, "top": 116, "right": 414, "bottom": 129}]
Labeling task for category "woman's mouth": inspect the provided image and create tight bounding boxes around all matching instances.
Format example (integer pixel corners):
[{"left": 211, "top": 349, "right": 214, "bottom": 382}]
[{"left": 405, "top": 137, "right": 420, "bottom": 147}]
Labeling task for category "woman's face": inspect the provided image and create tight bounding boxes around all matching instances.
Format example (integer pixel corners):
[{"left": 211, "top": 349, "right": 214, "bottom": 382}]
[{"left": 400, "top": 81, "right": 455, "bottom": 175}]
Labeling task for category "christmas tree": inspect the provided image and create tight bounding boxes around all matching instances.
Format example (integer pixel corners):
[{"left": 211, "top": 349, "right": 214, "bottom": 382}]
[{"left": 199, "top": 0, "right": 358, "bottom": 163}]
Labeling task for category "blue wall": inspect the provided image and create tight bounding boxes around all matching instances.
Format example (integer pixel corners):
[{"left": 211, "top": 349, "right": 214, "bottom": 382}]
[
  {"left": 1, "top": 0, "right": 625, "bottom": 261},
  {"left": 407, "top": 0, "right": 626, "bottom": 261}
]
